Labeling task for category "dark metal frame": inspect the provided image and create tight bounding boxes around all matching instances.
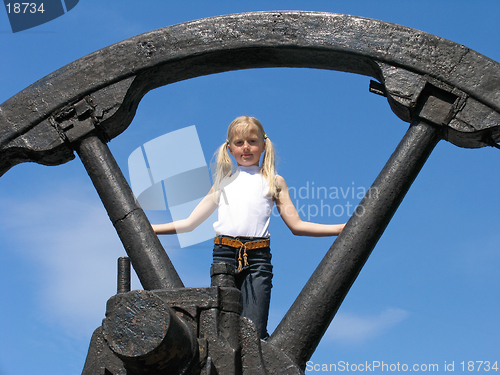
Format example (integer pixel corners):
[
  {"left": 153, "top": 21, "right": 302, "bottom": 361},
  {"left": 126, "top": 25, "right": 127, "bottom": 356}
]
[{"left": 1, "top": 11, "right": 498, "bottom": 375}]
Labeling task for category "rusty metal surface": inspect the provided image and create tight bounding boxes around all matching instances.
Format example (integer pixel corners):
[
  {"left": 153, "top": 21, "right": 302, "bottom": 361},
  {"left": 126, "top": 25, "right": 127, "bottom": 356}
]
[
  {"left": 268, "top": 119, "right": 441, "bottom": 367},
  {"left": 76, "top": 133, "right": 184, "bottom": 290},
  {"left": 1, "top": 11, "right": 500, "bottom": 177},
  {"left": 83, "top": 262, "right": 303, "bottom": 375}
]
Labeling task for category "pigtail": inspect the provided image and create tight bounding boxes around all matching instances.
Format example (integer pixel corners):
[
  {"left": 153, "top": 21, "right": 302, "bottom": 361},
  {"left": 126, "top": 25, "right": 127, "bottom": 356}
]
[
  {"left": 260, "top": 136, "right": 279, "bottom": 199},
  {"left": 212, "top": 141, "right": 233, "bottom": 192}
]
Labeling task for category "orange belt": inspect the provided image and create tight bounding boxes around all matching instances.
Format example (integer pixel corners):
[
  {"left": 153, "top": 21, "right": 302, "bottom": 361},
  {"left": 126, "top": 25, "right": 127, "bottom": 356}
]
[{"left": 214, "top": 236, "right": 270, "bottom": 272}]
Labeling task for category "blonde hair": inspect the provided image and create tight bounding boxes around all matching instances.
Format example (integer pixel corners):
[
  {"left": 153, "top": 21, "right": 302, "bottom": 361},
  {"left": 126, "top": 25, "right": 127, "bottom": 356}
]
[{"left": 213, "top": 116, "right": 279, "bottom": 198}]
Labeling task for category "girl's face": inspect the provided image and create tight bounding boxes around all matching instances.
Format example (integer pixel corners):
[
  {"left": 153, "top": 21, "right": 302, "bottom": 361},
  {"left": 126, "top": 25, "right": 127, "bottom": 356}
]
[{"left": 228, "top": 125, "right": 266, "bottom": 167}]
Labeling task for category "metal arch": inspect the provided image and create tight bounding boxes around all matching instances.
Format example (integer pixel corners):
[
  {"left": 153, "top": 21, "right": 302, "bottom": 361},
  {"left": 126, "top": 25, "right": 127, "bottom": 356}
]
[
  {"left": 1, "top": 11, "right": 500, "bottom": 176},
  {"left": 1, "top": 11, "right": 499, "bottom": 375}
]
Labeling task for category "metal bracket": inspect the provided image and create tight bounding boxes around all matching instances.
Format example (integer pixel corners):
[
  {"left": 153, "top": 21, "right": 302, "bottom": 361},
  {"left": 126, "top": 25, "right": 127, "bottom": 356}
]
[
  {"left": 370, "top": 63, "right": 496, "bottom": 148},
  {"left": 411, "top": 75, "right": 468, "bottom": 126},
  {"left": 50, "top": 97, "right": 100, "bottom": 144}
]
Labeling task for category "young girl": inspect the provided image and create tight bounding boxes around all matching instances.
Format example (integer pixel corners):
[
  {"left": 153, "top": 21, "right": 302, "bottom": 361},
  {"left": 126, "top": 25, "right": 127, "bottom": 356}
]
[{"left": 152, "top": 116, "right": 345, "bottom": 339}]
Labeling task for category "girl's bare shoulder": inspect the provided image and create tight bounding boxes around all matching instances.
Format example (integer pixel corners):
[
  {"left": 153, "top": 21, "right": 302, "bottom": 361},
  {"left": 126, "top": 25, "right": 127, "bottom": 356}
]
[{"left": 275, "top": 174, "right": 289, "bottom": 192}]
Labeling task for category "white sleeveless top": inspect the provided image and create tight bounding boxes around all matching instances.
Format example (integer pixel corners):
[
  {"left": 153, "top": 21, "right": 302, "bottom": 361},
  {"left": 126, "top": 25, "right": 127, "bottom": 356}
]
[{"left": 213, "top": 165, "right": 274, "bottom": 238}]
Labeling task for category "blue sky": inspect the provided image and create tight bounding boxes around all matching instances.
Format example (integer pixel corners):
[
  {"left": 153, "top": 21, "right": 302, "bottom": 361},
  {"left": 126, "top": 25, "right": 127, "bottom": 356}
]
[{"left": 1, "top": 1, "right": 499, "bottom": 374}]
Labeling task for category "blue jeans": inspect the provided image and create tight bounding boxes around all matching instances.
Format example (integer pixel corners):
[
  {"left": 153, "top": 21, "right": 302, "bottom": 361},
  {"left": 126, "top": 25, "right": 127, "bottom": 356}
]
[{"left": 212, "top": 237, "right": 273, "bottom": 339}]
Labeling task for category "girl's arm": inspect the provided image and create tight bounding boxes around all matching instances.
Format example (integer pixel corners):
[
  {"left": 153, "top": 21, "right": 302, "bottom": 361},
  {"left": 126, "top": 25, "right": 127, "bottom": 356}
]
[
  {"left": 152, "top": 187, "right": 218, "bottom": 234},
  {"left": 276, "top": 175, "right": 346, "bottom": 237}
]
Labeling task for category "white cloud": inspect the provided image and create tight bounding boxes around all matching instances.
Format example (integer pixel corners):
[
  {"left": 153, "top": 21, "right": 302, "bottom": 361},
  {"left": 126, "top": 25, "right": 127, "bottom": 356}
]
[
  {"left": 325, "top": 308, "right": 410, "bottom": 345},
  {"left": 1, "top": 184, "right": 130, "bottom": 338},
  {"left": 1, "top": 177, "right": 218, "bottom": 342}
]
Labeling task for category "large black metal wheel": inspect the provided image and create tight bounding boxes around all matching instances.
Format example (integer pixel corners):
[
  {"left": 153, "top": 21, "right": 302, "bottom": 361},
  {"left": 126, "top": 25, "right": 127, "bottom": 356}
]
[{"left": 1, "top": 11, "right": 499, "bottom": 374}]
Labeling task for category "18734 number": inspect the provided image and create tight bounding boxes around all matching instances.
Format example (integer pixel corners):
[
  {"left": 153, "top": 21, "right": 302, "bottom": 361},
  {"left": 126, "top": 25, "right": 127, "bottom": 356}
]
[
  {"left": 461, "top": 361, "right": 499, "bottom": 371},
  {"left": 5, "top": 3, "right": 45, "bottom": 13}
]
